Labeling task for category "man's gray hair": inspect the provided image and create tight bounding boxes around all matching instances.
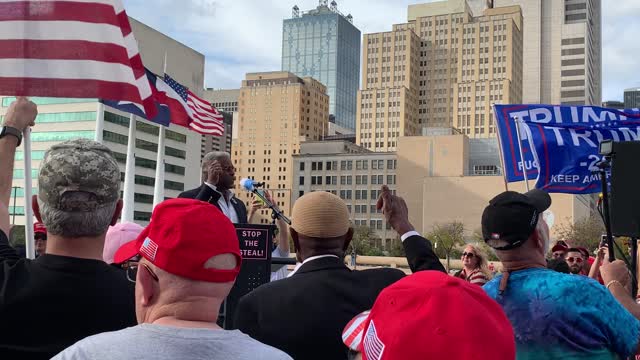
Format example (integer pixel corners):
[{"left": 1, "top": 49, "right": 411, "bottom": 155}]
[
  {"left": 38, "top": 197, "right": 118, "bottom": 237},
  {"left": 201, "top": 151, "right": 231, "bottom": 181}
]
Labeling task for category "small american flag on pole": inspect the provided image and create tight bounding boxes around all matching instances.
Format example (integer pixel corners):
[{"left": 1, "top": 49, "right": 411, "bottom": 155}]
[
  {"left": 163, "top": 74, "right": 225, "bottom": 136},
  {"left": 0, "top": 0, "right": 157, "bottom": 118}
]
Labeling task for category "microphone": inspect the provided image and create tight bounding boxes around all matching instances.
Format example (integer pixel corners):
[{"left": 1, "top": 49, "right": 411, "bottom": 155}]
[{"left": 240, "top": 178, "right": 265, "bottom": 192}]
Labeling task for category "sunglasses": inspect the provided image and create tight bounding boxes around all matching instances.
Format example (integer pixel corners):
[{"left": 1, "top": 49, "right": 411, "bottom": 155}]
[
  {"left": 126, "top": 263, "right": 159, "bottom": 283},
  {"left": 566, "top": 257, "right": 583, "bottom": 263},
  {"left": 462, "top": 252, "right": 476, "bottom": 258}
]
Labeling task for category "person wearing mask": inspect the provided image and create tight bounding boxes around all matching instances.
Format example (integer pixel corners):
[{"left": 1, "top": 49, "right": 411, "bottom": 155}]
[
  {"left": 53, "top": 199, "right": 291, "bottom": 360},
  {"left": 234, "top": 187, "right": 444, "bottom": 360},
  {"left": 481, "top": 189, "right": 640, "bottom": 359},
  {"left": 455, "top": 244, "right": 492, "bottom": 286},
  {"left": 178, "top": 151, "right": 247, "bottom": 223},
  {"left": 342, "top": 271, "right": 515, "bottom": 360},
  {"left": 33, "top": 222, "right": 47, "bottom": 257},
  {"left": 0, "top": 98, "right": 135, "bottom": 359}
]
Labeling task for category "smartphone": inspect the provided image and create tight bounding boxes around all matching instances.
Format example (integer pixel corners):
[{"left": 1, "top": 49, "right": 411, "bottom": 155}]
[
  {"left": 600, "top": 234, "right": 608, "bottom": 248},
  {"left": 255, "top": 189, "right": 266, "bottom": 205}
]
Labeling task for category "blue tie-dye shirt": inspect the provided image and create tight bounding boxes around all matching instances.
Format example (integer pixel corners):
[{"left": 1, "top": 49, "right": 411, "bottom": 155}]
[{"left": 484, "top": 268, "right": 640, "bottom": 360}]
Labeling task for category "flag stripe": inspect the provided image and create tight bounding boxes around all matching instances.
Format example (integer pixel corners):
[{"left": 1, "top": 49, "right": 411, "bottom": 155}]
[
  {"left": 0, "top": 77, "right": 141, "bottom": 100},
  {"left": 0, "top": 1, "right": 120, "bottom": 25},
  {"left": 0, "top": 0, "right": 125, "bottom": 13},
  {"left": 189, "top": 124, "right": 223, "bottom": 135},
  {"left": 0, "top": 39, "right": 130, "bottom": 65},
  {"left": 0, "top": 20, "right": 123, "bottom": 42},
  {"left": 0, "top": 58, "right": 136, "bottom": 83}
]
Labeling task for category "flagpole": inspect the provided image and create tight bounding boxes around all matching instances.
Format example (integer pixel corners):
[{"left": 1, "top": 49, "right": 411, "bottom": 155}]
[
  {"left": 152, "top": 52, "right": 168, "bottom": 207},
  {"left": 95, "top": 103, "right": 105, "bottom": 143},
  {"left": 514, "top": 116, "right": 530, "bottom": 192},
  {"left": 492, "top": 105, "right": 509, "bottom": 191},
  {"left": 121, "top": 115, "right": 136, "bottom": 222},
  {"left": 23, "top": 129, "right": 34, "bottom": 259}
]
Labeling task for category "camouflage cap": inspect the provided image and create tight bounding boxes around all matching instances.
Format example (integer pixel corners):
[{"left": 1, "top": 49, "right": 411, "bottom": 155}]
[{"left": 38, "top": 139, "right": 120, "bottom": 212}]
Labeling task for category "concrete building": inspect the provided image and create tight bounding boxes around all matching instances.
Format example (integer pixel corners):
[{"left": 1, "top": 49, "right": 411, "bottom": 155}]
[
  {"left": 2, "top": 18, "right": 204, "bottom": 226},
  {"left": 493, "top": 0, "right": 602, "bottom": 106},
  {"left": 292, "top": 141, "right": 397, "bottom": 247},
  {"left": 201, "top": 89, "right": 238, "bottom": 156},
  {"left": 602, "top": 100, "right": 624, "bottom": 110},
  {"left": 283, "top": 1, "right": 360, "bottom": 130},
  {"left": 624, "top": 88, "right": 640, "bottom": 109},
  {"left": 396, "top": 135, "right": 593, "bottom": 238},
  {"left": 355, "top": 26, "right": 421, "bottom": 152},
  {"left": 232, "top": 71, "right": 329, "bottom": 223},
  {"left": 356, "top": 0, "right": 523, "bottom": 145}
]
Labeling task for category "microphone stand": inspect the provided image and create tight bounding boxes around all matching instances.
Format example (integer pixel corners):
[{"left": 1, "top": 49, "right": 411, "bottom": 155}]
[
  {"left": 251, "top": 188, "right": 291, "bottom": 225},
  {"left": 597, "top": 158, "right": 615, "bottom": 262}
]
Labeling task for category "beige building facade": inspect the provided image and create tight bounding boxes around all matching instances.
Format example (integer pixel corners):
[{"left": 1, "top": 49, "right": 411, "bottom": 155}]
[
  {"left": 232, "top": 72, "right": 329, "bottom": 222},
  {"left": 357, "top": 0, "right": 523, "bottom": 143},
  {"left": 2, "top": 18, "right": 204, "bottom": 227},
  {"left": 396, "top": 135, "right": 592, "bottom": 238}
]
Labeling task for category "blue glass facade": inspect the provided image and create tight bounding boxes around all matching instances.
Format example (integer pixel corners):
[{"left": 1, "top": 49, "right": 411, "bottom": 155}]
[{"left": 282, "top": 6, "right": 360, "bottom": 130}]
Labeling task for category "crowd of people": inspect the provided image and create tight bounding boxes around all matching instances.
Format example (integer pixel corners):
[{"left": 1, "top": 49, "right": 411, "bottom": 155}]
[{"left": 1, "top": 97, "right": 640, "bottom": 359}]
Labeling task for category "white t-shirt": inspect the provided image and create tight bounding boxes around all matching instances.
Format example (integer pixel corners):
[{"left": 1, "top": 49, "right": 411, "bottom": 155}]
[{"left": 52, "top": 324, "right": 292, "bottom": 360}]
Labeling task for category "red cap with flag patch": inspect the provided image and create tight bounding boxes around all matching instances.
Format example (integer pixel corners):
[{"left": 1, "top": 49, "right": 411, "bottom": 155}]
[
  {"left": 114, "top": 198, "right": 241, "bottom": 283},
  {"left": 359, "top": 271, "right": 515, "bottom": 360}
]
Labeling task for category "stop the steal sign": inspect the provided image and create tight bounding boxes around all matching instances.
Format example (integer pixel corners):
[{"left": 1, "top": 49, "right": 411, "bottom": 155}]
[{"left": 236, "top": 228, "right": 270, "bottom": 260}]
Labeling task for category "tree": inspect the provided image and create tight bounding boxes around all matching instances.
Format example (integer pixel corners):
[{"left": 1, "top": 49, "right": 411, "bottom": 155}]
[
  {"left": 469, "top": 228, "right": 499, "bottom": 261},
  {"left": 555, "top": 215, "right": 605, "bottom": 251},
  {"left": 428, "top": 221, "right": 465, "bottom": 272},
  {"left": 349, "top": 226, "right": 384, "bottom": 256},
  {"left": 387, "top": 237, "right": 406, "bottom": 257}
]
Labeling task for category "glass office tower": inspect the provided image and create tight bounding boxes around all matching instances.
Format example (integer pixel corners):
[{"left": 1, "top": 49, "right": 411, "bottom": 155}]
[{"left": 282, "top": 1, "right": 361, "bottom": 130}]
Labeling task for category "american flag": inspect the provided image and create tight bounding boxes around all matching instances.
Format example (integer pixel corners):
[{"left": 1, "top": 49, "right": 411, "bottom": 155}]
[
  {"left": 164, "top": 74, "right": 225, "bottom": 136},
  {"left": 0, "top": 0, "right": 157, "bottom": 119},
  {"left": 140, "top": 237, "right": 159, "bottom": 261},
  {"left": 363, "top": 321, "right": 386, "bottom": 360}
]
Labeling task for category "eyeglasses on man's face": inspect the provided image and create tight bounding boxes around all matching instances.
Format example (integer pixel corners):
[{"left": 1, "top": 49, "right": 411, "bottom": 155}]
[
  {"left": 126, "top": 263, "right": 159, "bottom": 283},
  {"left": 566, "top": 256, "right": 583, "bottom": 264}
]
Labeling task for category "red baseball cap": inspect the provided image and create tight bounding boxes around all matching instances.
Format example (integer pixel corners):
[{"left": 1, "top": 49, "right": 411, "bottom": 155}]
[
  {"left": 359, "top": 271, "right": 515, "bottom": 360},
  {"left": 115, "top": 198, "right": 241, "bottom": 283},
  {"left": 34, "top": 222, "right": 47, "bottom": 235}
]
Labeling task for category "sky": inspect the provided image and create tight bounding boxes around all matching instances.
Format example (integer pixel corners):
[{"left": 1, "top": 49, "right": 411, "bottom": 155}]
[{"left": 122, "top": 0, "right": 640, "bottom": 102}]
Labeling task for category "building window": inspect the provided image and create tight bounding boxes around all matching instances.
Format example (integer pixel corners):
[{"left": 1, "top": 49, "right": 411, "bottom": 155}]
[
  {"left": 312, "top": 162, "right": 317, "bottom": 171},
  {"left": 326, "top": 161, "right": 332, "bottom": 170},
  {"left": 473, "top": 165, "right": 499, "bottom": 175},
  {"left": 299, "top": 176, "right": 305, "bottom": 185},
  {"left": 300, "top": 162, "right": 305, "bottom": 171},
  {"left": 387, "top": 175, "right": 396, "bottom": 185},
  {"left": 134, "top": 211, "right": 152, "bottom": 222},
  {"left": 165, "top": 147, "right": 186, "bottom": 159},
  {"left": 164, "top": 180, "right": 184, "bottom": 191},
  {"left": 341, "top": 161, "right": 347, "bottom": 170},
  {"left": 134, "top": 193, "right": 154, "bottom": 204},
  {"left": 317, "top": 162, "right": 323, "bottom": 171},
  {"left": 103, "top": 130, "right": 127, "bottom": 145},
  {"left": 32, "top": 130, "right": 94, "bottom": 142},
  {"left": 387, "top": 159, "right": 396, "bottom": 170}
]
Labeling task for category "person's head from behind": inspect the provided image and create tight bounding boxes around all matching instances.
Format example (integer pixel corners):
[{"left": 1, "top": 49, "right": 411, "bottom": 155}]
[
  {"left": 565, "top": 248, "right": 584, "bottom": 274},
  {"left": 290, "top": 191, "right": 353, "bottom": 262},
  {"left": 201, "top": 151, "right": 235, "bottom": 190},
  {"left": 114, "top": 199, "right": 241, "bottom": 324},
  {"left": 103, "top": 222, "right": 144, "bottom": 265},
  {"left": 482, "top": 189, "right": 552, "bottom": 264},
  {"left": 34, "top": 222, "right": 47, "bottom": 256},
  {"left": 343, "top": 271, "right": 515, "bottom": 360},
  {"left": 33, "top": 139, "right": 122, "bottom": 244},
  {"left": 547, "top": 258, "right": 570, "bottom": 273}
]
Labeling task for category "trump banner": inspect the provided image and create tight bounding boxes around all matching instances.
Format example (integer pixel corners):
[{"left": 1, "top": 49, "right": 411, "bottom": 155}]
[{"left": 494, "top": 104, "right": 640, "bottom": 194}]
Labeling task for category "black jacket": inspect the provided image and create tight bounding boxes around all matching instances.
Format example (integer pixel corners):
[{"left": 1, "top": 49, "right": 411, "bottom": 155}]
[
  {"left": 178, "top": 184, "right": 248, "bottom": 224},
  {"left": 233, "top": 234, "right": 444, "bottom": 360}
]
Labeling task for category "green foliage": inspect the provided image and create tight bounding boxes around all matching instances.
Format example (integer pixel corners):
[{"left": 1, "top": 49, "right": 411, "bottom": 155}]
[
  {"left": 9, "top": 225, "right": 25, "bottom": 246},
  {"left": 387, "top": 237, "right": 406, "bottom": 257},
  {"left": 349, "top": 226, "right": 384, "bottom": 256},
  {"left": 428, "top": 221, "right": 465, "bottom": 271},
  {"left": 555, "top": 215, "right": 605, "bottom": 252}
]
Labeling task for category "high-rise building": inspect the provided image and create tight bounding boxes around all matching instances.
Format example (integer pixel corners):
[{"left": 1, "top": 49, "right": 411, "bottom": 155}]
[
  {"left": 356, "top": 0, "right": 523, "bottom": 144},
  {"left": 2, "top": 18, "right": 204, "bottom": 226},
  {"left": 602, "top": 100, "right": 624, "bottom": 109},
  {"left": 292, "top": 141, "right": 397, "bottom": 247},
  {"left": 201, "top": 89, "right": 238, "bottom": 156},
  {"left": 624, "top": 88, "right": 640, "bottom": 109},
  {"left": 355, "top": 27, "right": 421, "bottom": 151},
  {"left": 233, "top": 72, "right": 329, "bottom": 222},
  {"left": 282, "top": 1, "right": 360, "bottom": 130},
  {"left": 493, "top": 0, "right": 602, "bottom": 106}
]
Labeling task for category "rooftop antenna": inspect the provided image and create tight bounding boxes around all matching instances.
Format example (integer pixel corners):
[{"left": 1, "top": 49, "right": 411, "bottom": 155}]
[
  {"left": 292, "top": 5, "right": 299, "bottom": 18},
  {"left": 330, "top": 0, "right": 337, "bottom": 11},
  {"left": 320, "top": 0, "right": 328, "bottom": 7},
  {"left": 346, "top": 13, "right": 353, "bottom": 23}
]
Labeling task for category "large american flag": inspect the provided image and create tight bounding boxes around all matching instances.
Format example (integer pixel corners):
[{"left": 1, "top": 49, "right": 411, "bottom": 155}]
[
  {"left": 164, "top": 74, "right": 225, "bottom": 136},
  {"left": 0, "top": 0, "right": 156, "bottom": 118}
]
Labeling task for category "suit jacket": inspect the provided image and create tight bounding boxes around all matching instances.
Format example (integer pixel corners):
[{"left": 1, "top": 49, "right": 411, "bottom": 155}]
[
  {"left": 178, "top": 184, "right": 248, "bottom": 224},
  {"left": 233, "top": 234, "right": 444, "bottom": 360}
]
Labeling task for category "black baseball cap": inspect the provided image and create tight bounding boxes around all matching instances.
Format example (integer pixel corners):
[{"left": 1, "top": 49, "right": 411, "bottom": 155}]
[{"left": 481, "top": 189, "right": 551, "bottom": 250}]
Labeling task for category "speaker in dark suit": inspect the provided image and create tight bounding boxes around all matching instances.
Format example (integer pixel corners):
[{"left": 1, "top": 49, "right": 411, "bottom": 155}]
[
  {"left": 233, "top": 190, "right": 445, "bottom": 360},
  {"left": 178, "top": 152, "right": 248, "bottom": 224}
]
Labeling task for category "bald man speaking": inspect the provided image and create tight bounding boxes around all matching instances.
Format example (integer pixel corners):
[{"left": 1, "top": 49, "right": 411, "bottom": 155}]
[{"left": 233, "top": 189, "right": 444, "bottom": 360}]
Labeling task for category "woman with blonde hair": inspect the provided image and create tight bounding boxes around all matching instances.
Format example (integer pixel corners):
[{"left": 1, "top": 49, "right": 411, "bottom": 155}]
[{"left": 455, "top": 244, "right": 493, "bottom": 286}]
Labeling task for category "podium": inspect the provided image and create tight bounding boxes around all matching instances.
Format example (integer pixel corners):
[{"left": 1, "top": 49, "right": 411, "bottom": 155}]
[{"left": 218, "top": 224, "right": 275, "bottom": 329}]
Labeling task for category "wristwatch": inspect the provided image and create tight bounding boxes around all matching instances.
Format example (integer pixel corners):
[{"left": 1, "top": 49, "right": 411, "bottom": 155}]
[{"left": 0, "top": 126, "right": 22, "bottom": 146}]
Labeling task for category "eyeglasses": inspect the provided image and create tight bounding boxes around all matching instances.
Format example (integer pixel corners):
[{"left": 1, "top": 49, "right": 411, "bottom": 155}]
[
  {"left": 462, "top": 252, "right": 475, "bottom": 258},
  {"left": 566, "top": 257, "right": 583, "bottom": 263},
  {"left": 126, "top": 263, "right": 159, "bottom": 283}
]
